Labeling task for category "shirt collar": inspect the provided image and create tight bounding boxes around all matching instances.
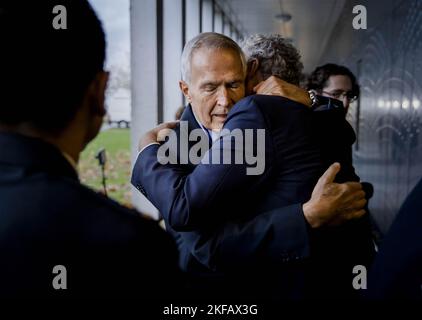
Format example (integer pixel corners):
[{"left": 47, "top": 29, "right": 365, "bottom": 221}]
[
  {"left": 191, "top": 108, "right": 221, "bottom": 143},
  {"left": 208, "top": 130, "right": 221, "bottom": 143}
]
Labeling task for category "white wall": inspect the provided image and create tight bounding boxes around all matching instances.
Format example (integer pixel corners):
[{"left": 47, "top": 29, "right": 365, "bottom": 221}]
[
  {"left": 214, "top": 8, "right": 223, "bottom": 33},
  {"left": 130, "top": 0, "right": 159, "bottom": 218},
  {"left": 201, "top": 0, "right": 213, "bottom": 32},
  {"left": 163, "top": 0, "right": 184, "bottom": 121},
  {"left": 185, "top": 0, "right": 201, "bottom": 43}
]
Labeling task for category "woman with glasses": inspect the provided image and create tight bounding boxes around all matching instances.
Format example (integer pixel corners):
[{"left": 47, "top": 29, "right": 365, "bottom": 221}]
[
  {"left": 306, "top": 63, "right": 359, "bottom": 112},
  {"left": 306, "top": 63, "right": 378, "bottom": 279}
]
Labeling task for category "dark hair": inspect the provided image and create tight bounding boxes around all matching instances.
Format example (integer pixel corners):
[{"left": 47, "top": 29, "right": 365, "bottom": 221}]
[
  {"left": 306, "top": 63, "right": 360, "bottom": 98},
  {"left": 0, "top": 0, "right": 106, "bottom": 133}
]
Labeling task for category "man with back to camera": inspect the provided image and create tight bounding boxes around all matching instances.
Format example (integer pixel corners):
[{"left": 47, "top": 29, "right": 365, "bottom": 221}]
[
  {"left": 132, "top": 33, "right": 373, "bottom": 299},
  {"left": 0, "top": 0, "right": 179, "bottom": 298}
]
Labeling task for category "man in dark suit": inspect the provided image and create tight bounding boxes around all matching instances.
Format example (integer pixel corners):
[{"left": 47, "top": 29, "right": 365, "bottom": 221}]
[
  {"left": 367, "top": 177, "right": 422, "bottom": 299},
  {"left": 132, "top": 33, "right": 372, "bottom": 299},
  {"left": 0, "top": 0, "right": 179, "bottom": 298}
]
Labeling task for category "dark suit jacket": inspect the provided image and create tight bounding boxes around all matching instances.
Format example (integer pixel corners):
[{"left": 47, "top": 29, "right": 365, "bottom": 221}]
[
  {"left": 132, "top": 95, "right": 374, "bottom": 299},
  {"left": 367, "top": 177, "right": 422, "bottom": 299},
  {"left": 0, "top": 132, "right": 179, "bottom": 299}
]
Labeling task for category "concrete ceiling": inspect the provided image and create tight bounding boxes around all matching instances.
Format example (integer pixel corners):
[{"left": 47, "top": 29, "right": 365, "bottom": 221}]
[{"left": 221, "top": 0, "right": 346, "bottom": 73}]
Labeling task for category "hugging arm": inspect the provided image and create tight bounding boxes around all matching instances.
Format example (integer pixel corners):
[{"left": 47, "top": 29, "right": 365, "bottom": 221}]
[{"left": 132, "top": 98, "right": 273, "bottom": 230}]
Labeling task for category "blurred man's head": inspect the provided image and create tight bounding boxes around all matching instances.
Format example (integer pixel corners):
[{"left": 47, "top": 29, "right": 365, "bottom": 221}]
[
  {"left": 241, "top": 34, "right": 304, "bottom": 94},
  {"left": 306, "top": 63, "right": 360, "bottom": 111},
  {"left": 0, "top": 0, "right": 108, "bottom": 154},
  {"left": 179, "top": 33, "right": 247, "bottom": 131}
]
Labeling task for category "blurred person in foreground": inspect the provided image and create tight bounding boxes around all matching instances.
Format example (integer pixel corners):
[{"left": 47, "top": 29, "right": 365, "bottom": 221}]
[{"left": 0, "top": 0, "right": 179, "bottom": 299}]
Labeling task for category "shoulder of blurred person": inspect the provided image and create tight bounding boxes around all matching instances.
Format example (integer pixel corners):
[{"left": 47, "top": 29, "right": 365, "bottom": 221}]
[
  {"left": 0, "top": 133, "right": 177, "bottom": 299},
  {"left": 0, "top": 132, "right": 180, "bottom": 299},
  {"left": 367, "top": 177, "right": 422, "bottom": 299}
]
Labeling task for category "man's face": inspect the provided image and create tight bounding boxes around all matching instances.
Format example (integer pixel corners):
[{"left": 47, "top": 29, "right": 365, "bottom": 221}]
[
  {"left": 180, "top": 48, "right": 246, "bottom": 130},
  {"left": 321, "top": 75, "right": 354, "bottom": 111}
]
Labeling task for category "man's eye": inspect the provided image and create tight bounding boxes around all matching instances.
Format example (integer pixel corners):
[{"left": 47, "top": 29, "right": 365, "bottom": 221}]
[
  {"left": 228, "top": 83, "right": 240, "bottom": 89},
  {"left": 204, "top": 86, "right": 216, "bottom": 92}
]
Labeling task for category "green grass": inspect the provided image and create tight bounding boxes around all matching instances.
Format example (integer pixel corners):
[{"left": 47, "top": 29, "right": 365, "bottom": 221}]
[{"left": 79, "top": 128, "right": 132, "bottom": 207}]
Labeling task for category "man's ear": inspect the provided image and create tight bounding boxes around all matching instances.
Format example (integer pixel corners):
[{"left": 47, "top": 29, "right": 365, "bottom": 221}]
[
  {"left": 88, "top": 71, "right": 109, "bottom": 117},
  {"left": 179, "top": 80, "right": 192, "bottom": 104},
  {"left": 246, "top": 58, "right": 259, "bottom": 80}
]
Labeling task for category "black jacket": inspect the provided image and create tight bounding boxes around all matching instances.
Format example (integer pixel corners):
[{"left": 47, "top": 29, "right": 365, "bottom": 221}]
[
  {"left": 0, "top": 132, "right": 179, "bottom": 299},
  {"left": 368, "top": 177, "right": 422, "bottom": 299}
]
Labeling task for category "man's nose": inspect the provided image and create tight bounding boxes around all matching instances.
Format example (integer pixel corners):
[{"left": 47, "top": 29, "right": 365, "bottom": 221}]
[{"left": 216, "top": 87, "right": 230, "bottom": 108}]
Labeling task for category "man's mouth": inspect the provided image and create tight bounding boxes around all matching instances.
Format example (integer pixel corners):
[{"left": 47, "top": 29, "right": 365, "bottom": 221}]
[{"left": 212, "top": 114, "right": 227, "bottom": 119}]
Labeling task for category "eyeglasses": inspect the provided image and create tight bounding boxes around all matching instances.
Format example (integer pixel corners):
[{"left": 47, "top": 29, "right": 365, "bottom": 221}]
[{"left": 322, "top": 91, "right": 358, "bottom": 102}]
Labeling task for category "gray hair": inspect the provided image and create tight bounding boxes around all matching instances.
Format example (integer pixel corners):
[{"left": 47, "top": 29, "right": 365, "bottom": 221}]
[
  {"left": 181, "top": 32, "right": 247, "bottom": 84},
  {"left": 240, "top": 34, "right": 303, "bottom": 85}
]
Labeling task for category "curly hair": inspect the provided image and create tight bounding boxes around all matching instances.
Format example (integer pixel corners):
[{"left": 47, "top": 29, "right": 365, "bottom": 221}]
[
  {"left": 240, "top": 34, "right": 304, "bottom": 85},
  {"left": 306, "top": 63, "right": 360, "bottom": 98}
]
